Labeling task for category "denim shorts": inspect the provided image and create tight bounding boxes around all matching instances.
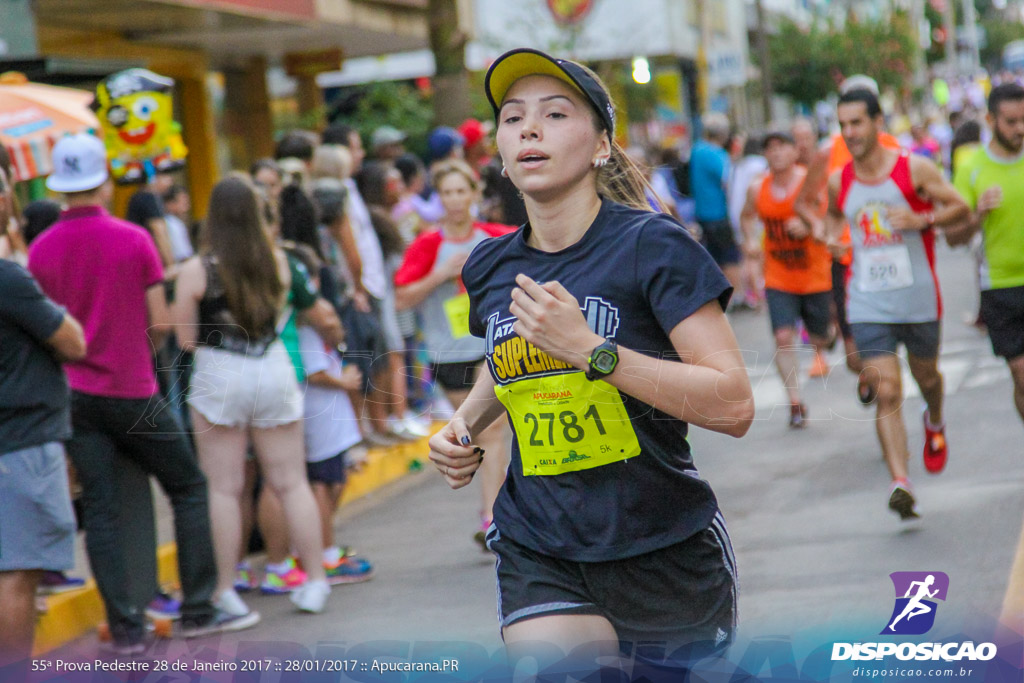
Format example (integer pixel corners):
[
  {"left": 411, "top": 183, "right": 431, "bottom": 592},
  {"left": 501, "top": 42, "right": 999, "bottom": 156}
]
[
  {"left": 0, "top": 441, "right": 76, "bottom": 572},
  {"left": 188, "top": 339, "right": 303, "bottom": 427}
]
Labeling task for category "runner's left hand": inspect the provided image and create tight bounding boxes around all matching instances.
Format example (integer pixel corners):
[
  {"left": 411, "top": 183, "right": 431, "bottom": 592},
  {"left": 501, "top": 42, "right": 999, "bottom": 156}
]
[
  {"left": 785, "top": 217, "right": 810, "bottom": 240},
  {"left": 510, "top": 274, "right": 603, "bottom": 371},
  {"left": 825, "top": 235, "right": 850, "bottom": 260},
  {"left": 887, "top": 206, "right": 927, "bottom": 231}
]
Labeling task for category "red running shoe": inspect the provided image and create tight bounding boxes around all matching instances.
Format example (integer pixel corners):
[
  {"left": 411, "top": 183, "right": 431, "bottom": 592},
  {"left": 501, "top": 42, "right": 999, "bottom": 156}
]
[{"left": 922, "top": 409, "right": 947, "bottom": 474}]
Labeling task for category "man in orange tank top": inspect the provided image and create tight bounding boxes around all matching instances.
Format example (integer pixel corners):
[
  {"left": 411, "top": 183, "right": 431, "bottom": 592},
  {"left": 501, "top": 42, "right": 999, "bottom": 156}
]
[
  {"left": 741, "top": 131, "right": 834, "bottom": 428},
  {"left": 796, "top": 76, "right": 902, "bottom": 376}
]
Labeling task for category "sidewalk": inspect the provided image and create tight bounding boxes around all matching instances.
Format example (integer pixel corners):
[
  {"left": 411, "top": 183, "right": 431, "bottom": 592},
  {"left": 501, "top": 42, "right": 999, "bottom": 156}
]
[{"left": 32, "top": 432, "right": 437, "bottom": 655}]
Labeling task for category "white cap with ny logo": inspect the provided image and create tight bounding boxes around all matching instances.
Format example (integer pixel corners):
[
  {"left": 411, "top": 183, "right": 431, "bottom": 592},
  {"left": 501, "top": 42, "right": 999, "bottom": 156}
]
[{"left": 46, "top": 133, "right": 109, "bottom": 193}]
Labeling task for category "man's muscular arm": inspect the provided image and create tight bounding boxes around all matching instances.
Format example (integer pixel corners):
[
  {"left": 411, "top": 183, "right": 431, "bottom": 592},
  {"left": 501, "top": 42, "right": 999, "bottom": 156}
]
[{"left": 887, "top": 155, "right": 969, "bottom": 231}]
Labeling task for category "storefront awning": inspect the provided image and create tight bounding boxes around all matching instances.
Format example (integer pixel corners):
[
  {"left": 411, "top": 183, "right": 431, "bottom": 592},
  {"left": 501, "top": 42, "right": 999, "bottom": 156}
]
[{"left": 0, "top": 74, "right": 98, "bottom": 182}]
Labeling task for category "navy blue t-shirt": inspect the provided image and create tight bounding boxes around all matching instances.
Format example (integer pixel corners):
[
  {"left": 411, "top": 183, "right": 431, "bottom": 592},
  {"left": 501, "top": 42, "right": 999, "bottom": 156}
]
[{"left": 463, "top": 198, "right": 732, "bottom": 562}]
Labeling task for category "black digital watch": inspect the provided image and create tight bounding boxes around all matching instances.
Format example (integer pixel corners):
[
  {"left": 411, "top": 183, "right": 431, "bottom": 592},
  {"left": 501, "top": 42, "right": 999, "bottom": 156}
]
[{"left": 585, "top": 339, "right": 619, "bottom": 381}]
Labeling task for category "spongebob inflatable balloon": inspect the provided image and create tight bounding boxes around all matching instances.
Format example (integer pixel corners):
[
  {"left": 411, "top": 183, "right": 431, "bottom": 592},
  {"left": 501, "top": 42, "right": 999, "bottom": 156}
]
[{"left": 93, "top": 69, "right": 187, "bottom": 184}]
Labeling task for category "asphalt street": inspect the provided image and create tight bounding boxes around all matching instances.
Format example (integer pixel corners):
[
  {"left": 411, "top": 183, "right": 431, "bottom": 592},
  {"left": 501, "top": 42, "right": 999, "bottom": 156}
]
[{"left": 51, "top": 241, "right": 1024, "bottom": 676}]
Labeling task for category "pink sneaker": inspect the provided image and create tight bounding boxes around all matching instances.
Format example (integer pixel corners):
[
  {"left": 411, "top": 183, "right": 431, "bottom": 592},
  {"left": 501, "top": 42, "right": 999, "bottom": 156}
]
[{"left": 260, "top": 558, "right": 307, "bottom": 594}]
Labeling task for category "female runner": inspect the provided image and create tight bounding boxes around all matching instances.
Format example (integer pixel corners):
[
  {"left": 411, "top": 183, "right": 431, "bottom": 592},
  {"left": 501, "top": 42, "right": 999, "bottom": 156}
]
[{"left": 428, "top": 48, "right": 754, "bottom": 664}]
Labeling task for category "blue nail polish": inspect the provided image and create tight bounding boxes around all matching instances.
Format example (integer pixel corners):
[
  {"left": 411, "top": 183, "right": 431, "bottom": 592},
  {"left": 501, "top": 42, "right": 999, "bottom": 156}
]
[{"left": 461, "top": 436, "right": 470, "bottom": 446}]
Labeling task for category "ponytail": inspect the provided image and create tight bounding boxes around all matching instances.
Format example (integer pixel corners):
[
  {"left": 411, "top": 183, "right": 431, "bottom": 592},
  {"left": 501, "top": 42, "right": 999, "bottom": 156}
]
[
  {"left": 596, "top": 141, "right": 663, "bottom": 213},
  {"left": 574, "top": 64, "right": 662, "bottom": 213}
]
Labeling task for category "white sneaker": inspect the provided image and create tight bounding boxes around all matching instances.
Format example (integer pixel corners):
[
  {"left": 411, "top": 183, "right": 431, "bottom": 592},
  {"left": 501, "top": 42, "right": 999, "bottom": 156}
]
[
  {"left": 400, "top": 414, "right": 431, "bottom": 437},
  {"left": 290, "top": 579, "right": 330, "bottom": 614},
  {"left": 430, "top": 394, "right": 455, "bottom": 420},
  {"left": 215, "top": 588, "right": 250, "bottom": 617}
]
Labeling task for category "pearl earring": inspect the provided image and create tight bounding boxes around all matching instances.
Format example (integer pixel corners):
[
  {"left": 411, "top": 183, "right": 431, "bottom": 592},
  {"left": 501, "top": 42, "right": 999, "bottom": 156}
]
[{"left": 592, "top": 157, "right": 609, "bottom": 169}]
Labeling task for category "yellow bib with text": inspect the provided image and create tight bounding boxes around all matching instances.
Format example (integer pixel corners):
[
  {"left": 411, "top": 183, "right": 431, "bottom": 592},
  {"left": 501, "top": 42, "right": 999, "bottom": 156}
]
[
  {"left": 443, "top": 292, "right": 472, "bottom": 339},
  {"left": 495, "top": 372, "right": 641, "bottom": 476}
]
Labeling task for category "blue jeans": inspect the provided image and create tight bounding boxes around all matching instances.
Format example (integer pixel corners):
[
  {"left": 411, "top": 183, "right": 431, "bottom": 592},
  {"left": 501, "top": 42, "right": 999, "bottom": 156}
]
[{"left": 68, "top": 391, "right": 216, "bottom": 643}]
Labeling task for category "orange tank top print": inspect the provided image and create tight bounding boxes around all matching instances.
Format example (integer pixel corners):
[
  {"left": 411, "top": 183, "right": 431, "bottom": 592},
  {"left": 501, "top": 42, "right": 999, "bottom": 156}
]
[{"left": 756, "top": 172, "right": 833, "bottom": 295}]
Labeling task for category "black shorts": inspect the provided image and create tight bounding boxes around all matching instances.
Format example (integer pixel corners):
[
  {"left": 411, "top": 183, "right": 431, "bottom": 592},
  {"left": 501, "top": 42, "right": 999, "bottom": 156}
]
[
  {"left": 698, "top": 219, "right": 742, "bottom": 267},
  {"left": 980, "top": 286, "right": 1024, "bottom": 360},
  {"left": 487, "top": 513, "right": 737, "bottom": 651},
  {"left": 431, "top": 359, "right": 483, "bottom": 393},
  {"left": 764, "top": 288, "right": 832, "bottom": 338},
  {"left": 337, "top": 299, "right": 388, "bottom": 392},
  {"left": 850, "top": 321, "right": 940, "bottom": 360},
  {"left": 306, "top": 452, "right": 346, "bottom": 485}
]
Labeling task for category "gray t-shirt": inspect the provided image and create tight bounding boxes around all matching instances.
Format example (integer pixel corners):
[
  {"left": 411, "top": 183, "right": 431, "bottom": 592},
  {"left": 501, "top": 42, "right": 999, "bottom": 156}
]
[
  {"left": 0, "top": 260, "right": 71, "bottom": 454},
  {"left": 395, "top": 224, "right": 511, "bottom": 363}
]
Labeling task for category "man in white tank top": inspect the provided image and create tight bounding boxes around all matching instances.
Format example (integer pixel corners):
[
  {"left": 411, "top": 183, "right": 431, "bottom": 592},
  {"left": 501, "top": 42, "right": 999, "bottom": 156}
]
[{"left": 820, "top": 89, "right": 968, "bottom": 521}]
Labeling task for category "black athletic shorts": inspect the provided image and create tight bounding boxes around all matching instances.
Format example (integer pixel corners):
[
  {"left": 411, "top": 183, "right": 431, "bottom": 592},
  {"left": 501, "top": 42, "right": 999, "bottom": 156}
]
[
  {"left": 698, "top": 219, "right": 742, "bottom": 267},
  {"left": 486, "top": 513, "right": 738, "bottom": 652},
  {"left": 306, "top": 451, "right": 346, "bottom": 485},
  {"left": 430, "top": 359, "right": 483, "bottom": 393},
  {"left": 850, "top": 321, "right": 940, "bottom": 360},
  {"left": 980, "top": 285, "right": 1024, "bottom": 360},
  {"left": 764, "top": 288, "right": 832, "bottom": 338}
]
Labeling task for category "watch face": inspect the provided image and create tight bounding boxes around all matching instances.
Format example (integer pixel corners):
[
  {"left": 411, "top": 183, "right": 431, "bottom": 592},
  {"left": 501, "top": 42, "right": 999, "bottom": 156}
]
[{"left": 593, "top": 349, "right": 617, "bottom": 373}]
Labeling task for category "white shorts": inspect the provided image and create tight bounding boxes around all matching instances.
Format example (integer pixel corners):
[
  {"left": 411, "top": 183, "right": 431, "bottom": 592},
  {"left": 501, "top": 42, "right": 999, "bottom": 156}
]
[{"left": 187, "top": 340, "right": 304, "bottom": 428}]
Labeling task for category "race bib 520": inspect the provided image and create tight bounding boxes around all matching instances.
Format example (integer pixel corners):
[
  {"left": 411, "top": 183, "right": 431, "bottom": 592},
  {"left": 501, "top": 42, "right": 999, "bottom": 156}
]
[{"left": 859, "top": 245, "right": 914, "bottom": 292}]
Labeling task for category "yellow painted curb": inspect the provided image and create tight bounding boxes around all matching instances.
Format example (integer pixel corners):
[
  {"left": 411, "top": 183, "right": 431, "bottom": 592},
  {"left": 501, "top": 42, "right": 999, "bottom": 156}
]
[
  {"left": 32, "top": 580, "right": 105, "bottom": 655},
  {"left": 33, "top": 428, "right": 437, "bottom": 654}
]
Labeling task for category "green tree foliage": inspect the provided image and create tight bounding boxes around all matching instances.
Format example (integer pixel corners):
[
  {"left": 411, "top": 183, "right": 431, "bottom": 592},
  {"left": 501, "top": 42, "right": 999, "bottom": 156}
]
[
  {"left": 347, "top": 81, "right": 435, "bottom": 159},
  {"left": 980, "top": 17, "right": 1024, "bottom": 70},
  {"left": 764, "top": 20, "right": 836, "bottom": 107},
  {"left": 767, "top": 13, "right": 917, "bottom": 106}
]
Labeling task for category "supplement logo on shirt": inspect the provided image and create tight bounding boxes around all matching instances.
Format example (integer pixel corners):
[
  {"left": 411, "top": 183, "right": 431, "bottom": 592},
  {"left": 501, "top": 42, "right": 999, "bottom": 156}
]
[
  {"left": 856, "top": 201, "right": 904, "bottom": 248},
  {"left": 485, "top": 297, "right": 620, "bottom": 384},
  {"left": 486, "top": 296, "right": 641, "bottom": 476}
]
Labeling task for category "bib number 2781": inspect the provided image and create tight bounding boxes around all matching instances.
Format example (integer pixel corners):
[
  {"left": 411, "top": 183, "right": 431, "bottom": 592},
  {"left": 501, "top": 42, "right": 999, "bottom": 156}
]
[
  {"left": 495, "top": 372, "right": 641, "bottom": 476},
  {"left": 523, "top": 404, "right": 605, "bottom": 447}
]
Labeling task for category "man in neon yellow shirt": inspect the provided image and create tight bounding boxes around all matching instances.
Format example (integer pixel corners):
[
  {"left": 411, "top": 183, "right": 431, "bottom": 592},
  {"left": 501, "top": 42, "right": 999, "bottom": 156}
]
[{"left": 953, "top": 82, "right": 1024, "bottom": 425}]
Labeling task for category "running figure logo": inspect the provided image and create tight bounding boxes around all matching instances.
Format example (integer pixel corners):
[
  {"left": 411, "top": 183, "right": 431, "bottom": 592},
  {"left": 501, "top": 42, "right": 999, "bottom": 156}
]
[{"left": 881, "top": 572, "right": 949, "bottom": 635}]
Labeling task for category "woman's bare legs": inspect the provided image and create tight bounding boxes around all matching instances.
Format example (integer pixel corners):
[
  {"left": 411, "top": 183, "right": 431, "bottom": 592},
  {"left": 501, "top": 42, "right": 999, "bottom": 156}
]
[
  {"left": 256, "top": 486, "right": 291, "bottom": 565},
  {"left": 504, "top": 614, "right": 623, "bottom": 682},
  {"left": 249, "top": 421, "right": 326, "bottom": 583},
  {"left": 190, "top": 409, "right": 249, "bottom": 595}
]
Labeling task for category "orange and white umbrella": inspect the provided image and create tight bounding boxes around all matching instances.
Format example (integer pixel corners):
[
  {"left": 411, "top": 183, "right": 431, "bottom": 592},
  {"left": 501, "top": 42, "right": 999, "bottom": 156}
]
[{"left": 0, "top": 72, "right": 99, "bottom": 182}]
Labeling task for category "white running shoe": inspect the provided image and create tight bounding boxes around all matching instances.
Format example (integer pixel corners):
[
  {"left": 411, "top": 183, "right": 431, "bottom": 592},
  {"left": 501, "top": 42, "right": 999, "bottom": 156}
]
[
  {"left": 215, "top": 588, "right": 251, "bottom": 617},
  {"left": 290, "top": 579, "right": 330, "bottom": 614},
  {"left": 400, "top": 414, "right": 432, "bottom": 437}
]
